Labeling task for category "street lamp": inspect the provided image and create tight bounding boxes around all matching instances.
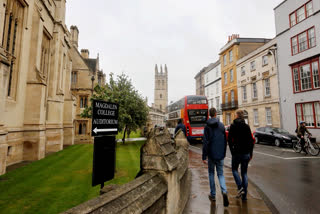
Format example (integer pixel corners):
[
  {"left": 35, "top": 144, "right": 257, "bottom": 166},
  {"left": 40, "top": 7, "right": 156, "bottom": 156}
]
[{"left": 91, "top": 75, "right": 95, "bottom": 95}]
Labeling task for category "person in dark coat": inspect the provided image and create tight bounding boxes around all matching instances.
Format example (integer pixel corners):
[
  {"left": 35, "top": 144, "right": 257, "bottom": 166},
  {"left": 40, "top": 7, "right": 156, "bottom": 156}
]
[
  {"left": 175, "top": 119, "right": 186, "bottom": 136},
  {"left": 202, "top": 108, "right": 229, "bottom": 207},
  {"left": 228, "top": 110, "right": 254, "bottom": 201}
]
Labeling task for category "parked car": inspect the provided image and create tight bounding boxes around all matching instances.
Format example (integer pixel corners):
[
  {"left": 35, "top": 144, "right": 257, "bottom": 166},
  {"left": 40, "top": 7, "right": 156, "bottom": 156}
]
[{"left": 253, "top": 127, "right": 298, "bottom": 147}]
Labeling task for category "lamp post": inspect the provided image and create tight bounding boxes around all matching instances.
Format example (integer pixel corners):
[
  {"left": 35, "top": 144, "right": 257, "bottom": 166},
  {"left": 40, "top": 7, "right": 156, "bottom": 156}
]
[{"left": 91, "top": 75, "right": 95, "bottom": 95}]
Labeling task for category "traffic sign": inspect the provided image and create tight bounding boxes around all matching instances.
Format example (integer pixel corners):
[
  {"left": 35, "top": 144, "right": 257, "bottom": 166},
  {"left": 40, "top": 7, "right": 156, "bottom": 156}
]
[{"left": 91, "top": 100, "right": 119, "bottom": 136}]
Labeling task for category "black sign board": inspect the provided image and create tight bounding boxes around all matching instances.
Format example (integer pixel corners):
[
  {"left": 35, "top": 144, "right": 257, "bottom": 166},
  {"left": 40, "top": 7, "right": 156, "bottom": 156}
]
[
  {"left": 92, "top": 136, "right": 116, "bottom": 187},
  {"left": 91, "top": 100, "right": 119, "bottom": 136}
]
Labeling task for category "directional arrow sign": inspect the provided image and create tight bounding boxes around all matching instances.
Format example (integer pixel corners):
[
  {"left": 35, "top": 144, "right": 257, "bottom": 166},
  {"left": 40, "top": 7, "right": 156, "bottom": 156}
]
[
  {"left": 93, "top": 127, "right": 118, "bottom": 134},
  {"left": 91, "top": 100, "right": 119, "bottom": 136}
]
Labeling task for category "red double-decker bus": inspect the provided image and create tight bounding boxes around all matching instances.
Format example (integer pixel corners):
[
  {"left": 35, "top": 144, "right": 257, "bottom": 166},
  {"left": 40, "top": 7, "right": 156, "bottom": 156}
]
[{"left": 166, "top": 95, "right": 209, "bottom": 142}]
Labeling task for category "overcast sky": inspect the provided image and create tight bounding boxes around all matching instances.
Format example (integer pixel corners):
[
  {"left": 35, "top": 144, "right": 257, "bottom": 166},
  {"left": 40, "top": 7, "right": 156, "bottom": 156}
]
[{"left": 66, "top": 0, "right": 283, "bottom": 106}]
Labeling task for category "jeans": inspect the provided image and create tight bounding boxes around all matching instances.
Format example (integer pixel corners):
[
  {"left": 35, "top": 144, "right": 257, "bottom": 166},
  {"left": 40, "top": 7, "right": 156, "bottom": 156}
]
[
  {"left": 208, "top": 158, "right": 227, "bottom": 197},
  {"left": 232, "top": 154, "right": 250, "bottom": 199}
]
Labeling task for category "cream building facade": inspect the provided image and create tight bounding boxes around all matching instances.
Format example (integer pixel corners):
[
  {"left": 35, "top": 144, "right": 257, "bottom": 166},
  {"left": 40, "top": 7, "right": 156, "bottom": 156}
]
[
  {"left": 204, "top": 60, "right": 222, "bottom": 120},
  {"left": 237, "top": 39, "right": 281, "bottom": 131},
  {"left": 0, "top": 0, "right": 76, "bottom": 175},
  {"left": 0, "top": 0, "right": 106, "bottom": 175}
]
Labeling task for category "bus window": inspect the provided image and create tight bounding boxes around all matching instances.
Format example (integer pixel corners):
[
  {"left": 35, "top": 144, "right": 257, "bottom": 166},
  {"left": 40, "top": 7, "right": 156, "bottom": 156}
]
[{"left": 187, "top": 96, "right": 207, "bottom": 104}]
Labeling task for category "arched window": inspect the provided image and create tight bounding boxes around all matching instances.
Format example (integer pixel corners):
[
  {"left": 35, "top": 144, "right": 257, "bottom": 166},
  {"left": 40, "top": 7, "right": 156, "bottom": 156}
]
[
  {"left": 79, "top": 123, "right": 82, "bottom": 135},
  {"left": 84, "top": 97, "right": 88, "bottom": 107},
  {"left": 160, "top": 94, "right": 162, "bottom": 99},
  {"left": 83, "top": 123, "right": 87, "bottom": 134}
]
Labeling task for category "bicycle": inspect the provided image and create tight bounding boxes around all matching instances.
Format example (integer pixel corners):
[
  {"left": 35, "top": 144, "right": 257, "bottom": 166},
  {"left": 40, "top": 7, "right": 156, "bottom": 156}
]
[{"left": 293, "top": 134, "right": 320, "bottom": 156}]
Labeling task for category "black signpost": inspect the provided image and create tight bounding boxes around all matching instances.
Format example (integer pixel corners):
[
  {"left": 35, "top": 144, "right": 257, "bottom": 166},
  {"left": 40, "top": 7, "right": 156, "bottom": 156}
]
[{"left": 91, "top": 100, "right": 119, "bottom": 188}]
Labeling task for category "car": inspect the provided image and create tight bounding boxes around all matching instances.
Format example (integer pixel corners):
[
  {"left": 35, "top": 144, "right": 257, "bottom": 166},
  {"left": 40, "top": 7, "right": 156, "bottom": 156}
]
[{"left": 253, "top": 127, "right": 298, "bottom": 147}]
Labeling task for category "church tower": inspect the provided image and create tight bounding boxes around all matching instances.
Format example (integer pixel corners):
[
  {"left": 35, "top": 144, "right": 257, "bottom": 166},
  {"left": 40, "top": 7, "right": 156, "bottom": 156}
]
[{"left": 154, "top": 64, "right": 168, "bottom": 112}]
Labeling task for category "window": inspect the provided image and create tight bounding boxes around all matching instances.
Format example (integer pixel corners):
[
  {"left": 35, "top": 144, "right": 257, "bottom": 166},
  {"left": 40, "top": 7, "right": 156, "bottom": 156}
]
[
  {"left": 223, "top": 55, "right": 227, "bottom": 66},
  {"left": 252, "top": 82, "right": 258, "bottom": 99},
  {"left": 230, "top": 69, "right": 233, "bottom": 82},
  {"left": 224, "top": 72, "right": 227, "bottom": 85},
  {"left": 4, "top": 0, "right": 24, "bottom": 98},
  {"left": 297, "top": 6, "right": 306, "bottom": 23},
  {"left": 315, "top": 102, "right": 320, "bottom": 127},
  {"left": 292, "top": 57, "right": 320, "bottom": 93},
  {"left": 306, "top": 1, "right": 313, "bottom": 17},
  {"left": 225, "top": 92, "right": 228, "bottom": 103},
  {"left": 231, "top": 90, "right": 235, "bottom": 106},
  {"left": 80, "top": 96, "right": 88, "bottom": 108},
  {"left": 298, "top": 32, "right": 308, "bottom": 52},
  {"left": 293, "top": 68, "right": 300, "bottom": 92},
  {"left": 242, "top": 86, "right": 247, "bottom": 100},
  {"left": 296, "top": 102, "right": 320, "bottom": 128},
  {"left": 300, "top": 64, "right": 312, "bottom": 90},
  {"left": 216, "top": 68, "right": 219, "bottom": 78},
  {"left": 98, "top": 75, "right": 102, "bottom": 86},
  {"left": 308, "top": 28, "right": 316, "bottom": 48},
  {"left": 250, "top": 61, "right": 256, "bottom": 71},
  {"left": 216, "top": 83, "right": 219, "bottom": 94},
  {"left": 226, "top": 113, "right": 231, "bottom": 126},
  {"left": 291, "top": 37, "right": 298, "bottom": 55},
  {"left": 241, "top": 66, "right": 245, "bottom": 76},
  {"left": 229, "top": 50, "right": 233, "bottom": 62},
  {"left": 266, "top": 108, "right": 272, "bottom": 125},
  {"left": 216, "top": 97, "right": 220, "bottom": 110},
  {"left": 290, "top": 13, "right": 296, "bottom": 27},
  {"left": 289, "top": 1, "right": 313, "bottom": 27},
  {"left": 264, "top": 78, "right": 271, "bottom": 96},
  {"left": 71, "top": 71, "right": 77, "bottom": 85},
  {"left": 253, "top": 109, "right": 259, "bottom": 125},
  {"left": 291, "top": 27, "right": 316, "bottom": 55},
  {"left": 162, "top": 80, "right": 165, "bottom": 87},
  {"left": 262, "top": 55, "right": 268, "bottom": 66},
  {"left": 160, "top": 94, "right": 162, "bottom": 99},
  {"left": 40, "top": 33, "right": 50, "bottom": 81},
  {"left": 313, "top": 61, "right": 320, "bottom": 88},
  {"left": 78, "top": 122, "right": 87, "bottom": 135}
]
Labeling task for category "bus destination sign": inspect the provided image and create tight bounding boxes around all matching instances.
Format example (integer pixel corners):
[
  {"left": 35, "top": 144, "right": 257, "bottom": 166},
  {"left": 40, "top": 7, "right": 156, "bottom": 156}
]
[{"left": 91, "top": 100, "right": 119, "bottom": 136}]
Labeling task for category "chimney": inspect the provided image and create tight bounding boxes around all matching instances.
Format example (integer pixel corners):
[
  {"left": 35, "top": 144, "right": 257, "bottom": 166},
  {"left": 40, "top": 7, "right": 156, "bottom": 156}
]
[
  {"left": 70, "top": 25, "right": 79, "bottom": 49},
  {"left": 81, "top": 49, "right": 89, "bottom": 59}
]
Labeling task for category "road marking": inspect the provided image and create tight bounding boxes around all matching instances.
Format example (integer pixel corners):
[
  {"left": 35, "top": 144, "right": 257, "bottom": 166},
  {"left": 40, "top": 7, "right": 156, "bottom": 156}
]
[
  {"left": 275, "top": 148, "right": 296, "bottom": 153},
  {"left": 254, "top": 151, "right": 320, "bottom": 160}
]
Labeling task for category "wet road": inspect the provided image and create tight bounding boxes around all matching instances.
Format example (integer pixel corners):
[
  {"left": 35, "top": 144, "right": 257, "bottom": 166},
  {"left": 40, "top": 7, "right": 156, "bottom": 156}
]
[{"left": 191, "top": 142, "right": 320, "bottom": 214}]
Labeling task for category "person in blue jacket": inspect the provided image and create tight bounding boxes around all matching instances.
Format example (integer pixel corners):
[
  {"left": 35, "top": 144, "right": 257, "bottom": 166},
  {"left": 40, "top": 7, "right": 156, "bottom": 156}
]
[
  {"left": 202, "top": 108, "right": 229, "bottom": 207},
  {"left": 175, "top": 119, "right": 186, "bottom": 136}
]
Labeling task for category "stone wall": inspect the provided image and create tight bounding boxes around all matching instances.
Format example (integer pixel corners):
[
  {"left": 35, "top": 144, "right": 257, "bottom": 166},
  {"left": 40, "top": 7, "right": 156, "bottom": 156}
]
[{"left": 62, "top": 128, "right": 191, "bottom": 214}]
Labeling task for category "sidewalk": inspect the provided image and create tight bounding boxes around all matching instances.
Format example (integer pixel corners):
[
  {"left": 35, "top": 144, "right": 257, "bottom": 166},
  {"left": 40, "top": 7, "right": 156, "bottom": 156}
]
[{"left": 184, "top": 149, "right": 272, "bottom": 214}]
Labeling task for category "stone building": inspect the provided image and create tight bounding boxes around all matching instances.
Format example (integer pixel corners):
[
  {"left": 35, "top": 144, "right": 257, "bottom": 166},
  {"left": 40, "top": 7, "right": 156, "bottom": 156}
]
[
  {"left": 274, "top": 0, "right": 320, "bottom": 139},
  {"left": 154, "top": 64, "right": 168, "bottom": 112},
  {"left": 0, "top": 0, "right": 76, "bottom": 175},
  {"left": 194, "top": 68, "right": 205, "bottom": 96},
  {"left": 69, "top": 26, "right": 105, "bottom": 144},
  {"left": 236, "top": 39, "right": 281, "bottom": 131},
  {"left": 148, "top": 64, "right": 167, "bottom": 128},
  {"left": 204, "top": 60, "right": 222, "bottom": 120},
  {"left": 219, "top": 34, "right": 270, "bottom": 125}
]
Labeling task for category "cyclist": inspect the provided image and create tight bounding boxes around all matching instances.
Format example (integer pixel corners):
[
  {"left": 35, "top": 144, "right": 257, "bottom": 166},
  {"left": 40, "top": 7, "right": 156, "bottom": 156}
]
[{"left": 297, "top": 121, "right": 312, "bottom": 153}]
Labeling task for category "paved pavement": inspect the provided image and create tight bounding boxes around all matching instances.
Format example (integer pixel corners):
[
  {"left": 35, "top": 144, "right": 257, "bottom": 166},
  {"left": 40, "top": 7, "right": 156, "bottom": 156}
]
[
  {"left": 184, "top": 147, "right": 271, "bottom": 214},
  {"left": 190, "top": 142, "right": 320, "bottom": 214}
]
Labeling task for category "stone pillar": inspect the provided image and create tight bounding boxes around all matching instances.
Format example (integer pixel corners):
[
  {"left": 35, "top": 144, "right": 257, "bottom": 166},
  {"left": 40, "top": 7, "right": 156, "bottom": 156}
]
[
  {"left": 0, "top": 46, "right": 9, "bottom": 174},
  {"left": 141, "top": 128, "right": 190, "bottom": 214}
]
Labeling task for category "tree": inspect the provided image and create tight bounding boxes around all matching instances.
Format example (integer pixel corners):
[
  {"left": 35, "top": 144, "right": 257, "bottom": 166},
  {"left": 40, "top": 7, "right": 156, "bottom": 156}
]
[{"left": 81, "top": 73, "right": 149, "bottom": 144}]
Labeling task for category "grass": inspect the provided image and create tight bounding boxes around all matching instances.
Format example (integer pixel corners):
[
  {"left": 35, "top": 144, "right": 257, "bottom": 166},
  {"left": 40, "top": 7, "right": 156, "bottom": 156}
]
[
  {"left": 116, "top": 129, "right": 142, "bottom": 139},
  {"left": 0, "top": 140, "right": 145, "bottom": 214}
]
